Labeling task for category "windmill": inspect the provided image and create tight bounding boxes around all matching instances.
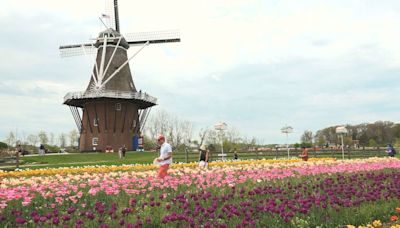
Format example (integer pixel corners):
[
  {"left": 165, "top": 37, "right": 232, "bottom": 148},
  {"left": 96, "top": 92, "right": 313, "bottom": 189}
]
[{"left": 60, "top": 0, "right": 180, "bottom": 152}]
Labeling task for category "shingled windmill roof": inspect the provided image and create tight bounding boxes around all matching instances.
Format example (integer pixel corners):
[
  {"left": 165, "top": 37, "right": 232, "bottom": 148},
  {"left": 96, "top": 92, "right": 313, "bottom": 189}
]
[
  {"left": 63, "top": 28, "right": 157, "bottom": 109},
  {"left": 83, "top": 28, "right": 136, "bottom": 93}
]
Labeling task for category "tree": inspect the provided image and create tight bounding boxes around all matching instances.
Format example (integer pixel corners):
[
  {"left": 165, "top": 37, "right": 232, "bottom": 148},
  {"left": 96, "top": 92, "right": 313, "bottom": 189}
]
[
  {"left": 393, "top": 124, "right": 400, "bottom": 139},
  {"left": 69, "top": 130, "right": 79, "bottom": 147},
  {"left": 226, "top": 128, "right": 241, "bottom": 144},
  {"left": 343, "top": 136, "right": 353, "bottom": 147},
  {"left": 0, "top": 141, "right": 8, "bottom": 149},
  {"left": 315, "top": 134, "right": 326, "bottom": 146},
  {"left": 49, "top": 133, "right": 55, "bottom": 146},
  {"left": 314, "top": 121, "right": 397, "bottom": 147},
  {"left": 314, "top": 127, "right": 339, "bottom": 145},
  {"left": 294, "top": 143, "right": 300, "bottom": 150},
  {"left": 300, "top": 142, "right": 313, "bottom": 148},
  {"left": 38, "top": 130, "right": 49, "bottom": 145},
  {"left": 301, "top": 130, "right": 313, "bottom": 144},
  {"left": 368, "top": 139, "right": 377, "bottom": 147},
  {"left": 198, "top": 128, "right": 209, "bottom": 147},
  {"left": 146, "top": 109, "right": 170, "bottom": 140},
  {"left": 5, "top": 131, "right": 16, "bottom": 147},
  {"left": 394, "top": 138, "right": 400, "bottom": 147},
  {"left": 143, "top": 135, "right": 157, "bottom": 151},
  {"left": 145, "top": 109, "right": 194, "bottom": 149},
  {"left": 59, "top": 133, "right": 67, "bottom": 148},
  {"left": 205, "top": 130, "right": 219, "bottom": 148},
  {"left": 27, "top": 134, "right": 39, "bottom": 146}
]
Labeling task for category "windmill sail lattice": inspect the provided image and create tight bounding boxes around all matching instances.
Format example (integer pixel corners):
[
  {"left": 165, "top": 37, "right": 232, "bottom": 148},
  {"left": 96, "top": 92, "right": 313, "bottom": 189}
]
[{"left": 60, "top": 0, "right": 180, "bottom": 151}]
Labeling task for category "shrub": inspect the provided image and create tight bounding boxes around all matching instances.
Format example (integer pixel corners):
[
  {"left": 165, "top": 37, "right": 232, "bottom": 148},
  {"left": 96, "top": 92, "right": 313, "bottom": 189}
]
[{"left": 0, "top": 141, "right": 8, "bottom": 149}]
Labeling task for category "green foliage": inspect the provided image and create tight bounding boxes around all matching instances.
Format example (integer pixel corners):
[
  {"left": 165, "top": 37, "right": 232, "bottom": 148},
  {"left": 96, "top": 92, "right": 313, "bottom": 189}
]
[
  {"left": 20, "top": 152, "right": 155, "bottom": 168},
  {"left": 343, "top": 136, "right": 353, "bottom": 146},
  {"left": 300, "top": 130, "right": 313, "bottom": 144},
  {"left": 394, "top": 138, "right": 400, "bottom": 147},
  {"left": 38, "top": 130, "right": 49, "bottom": 145},
  {"left": 314, "top": 121, "right": 398, "bottom": 147},
  {"left": 223, "top": 140, "right": 238, "bottom": 153},
  {"left": 300, "top": 142, "right": 313, "bottom": 148},
  {"left": 0, "top": 141, "right": 8, "bottom": 149},
  {"left": 393, "top": 124, "right": 400, "bottom": 139},
  {"left": 368, "top": 139, "right": 377, "bottom": 147},
  {"left": 44, "top": 144, "right": 60, "bottom": 153},
  {"left": 143, "top": 135, "right": 157, "bottom": 151},
  {"left": 315, "top": 134, "right": 326, "bottom": 146},
  {"left": 174, "top": 144, "right": 186, "bottom": 153},
  {"left": 294, "top": 143, "right": 300, "bottom": 149}
]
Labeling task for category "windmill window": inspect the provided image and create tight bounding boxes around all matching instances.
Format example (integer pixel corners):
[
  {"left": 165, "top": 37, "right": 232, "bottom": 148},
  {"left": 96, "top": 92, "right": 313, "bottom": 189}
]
[
  {"left": 94, "top": 117, "right": 99, "bottom": 126},
  {"left": 92, "top": 137, "right": 98, "bottom": 146},
  {"left": 116, "top": 103, "right": 121, "bottom": 111}
]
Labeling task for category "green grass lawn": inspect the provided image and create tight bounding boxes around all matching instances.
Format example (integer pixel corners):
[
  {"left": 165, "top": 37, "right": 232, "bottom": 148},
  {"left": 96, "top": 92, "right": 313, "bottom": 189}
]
[
  {"left": 19, "top": 152, "right": 157, "bottom": 169},
  {"left": 5, "top": 150, "right": 399, "bottom": 170}
]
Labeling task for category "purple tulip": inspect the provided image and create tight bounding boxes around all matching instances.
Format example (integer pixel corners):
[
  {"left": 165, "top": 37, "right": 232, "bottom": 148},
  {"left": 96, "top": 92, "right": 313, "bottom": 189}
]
[
  {"left": 33, "top": 215, "right": 40, "bottom": 223},
  {"left": 12, "top": 209, "right": 22, "bottom": 217},
  {"left": 62, "top": 214, "right": 71, "bottom": 221},
  {"left": 67, "top": 206, "right": 76, "bottom": 214},
  {"left": 122, "top": 208, "right": 133, "bottom": 215},
  {"left": 15, "top": 217, "right": 26, "bottom": 224},
  {"left": 52, "top": 217, "right": 60, "bottom": 225}
]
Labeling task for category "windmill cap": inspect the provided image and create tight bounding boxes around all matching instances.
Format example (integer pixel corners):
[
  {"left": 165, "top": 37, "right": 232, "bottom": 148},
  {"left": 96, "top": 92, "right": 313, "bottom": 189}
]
[
  {"left": 157, "top": 135, "right": 165, "bottom": 141},
  {"left": 200, "top": 145, "right": 206, "bottom": 151}
]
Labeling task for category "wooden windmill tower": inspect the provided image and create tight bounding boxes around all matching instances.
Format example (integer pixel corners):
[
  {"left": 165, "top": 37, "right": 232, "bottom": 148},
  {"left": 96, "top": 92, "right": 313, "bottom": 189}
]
[{"left": 60, "top": 0, "right": 180, "bottom": 152}]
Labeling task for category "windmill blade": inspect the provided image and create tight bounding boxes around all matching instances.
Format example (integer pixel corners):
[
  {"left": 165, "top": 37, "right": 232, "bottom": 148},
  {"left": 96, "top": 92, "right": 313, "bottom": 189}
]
[
  {"left": 59, "top": 43, "right": 97, "bottom": 57},
  {"left": 124, "top": 30, "right": 180, "bottom": 45},
  {"left": 103, "top": 0, "right": 119, "bottom": 31}
]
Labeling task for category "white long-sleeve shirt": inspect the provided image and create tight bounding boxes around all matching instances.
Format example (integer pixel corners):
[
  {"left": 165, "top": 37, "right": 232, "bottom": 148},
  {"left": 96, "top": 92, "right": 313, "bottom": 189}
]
[{"left": 159, "top": 142, "right": 172, "bottom": 165}]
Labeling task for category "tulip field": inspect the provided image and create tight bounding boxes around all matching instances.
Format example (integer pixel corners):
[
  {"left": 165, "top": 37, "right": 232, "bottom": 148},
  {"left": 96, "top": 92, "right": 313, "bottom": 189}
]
[{"left": 0, "top": 157, "right": 399, "bottom": 227}]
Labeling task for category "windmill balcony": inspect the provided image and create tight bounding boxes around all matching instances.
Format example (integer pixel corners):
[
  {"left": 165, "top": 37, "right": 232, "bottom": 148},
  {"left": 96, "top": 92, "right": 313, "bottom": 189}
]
[{"left": 63, "top": 90, "right": 157, "bottom": 109}]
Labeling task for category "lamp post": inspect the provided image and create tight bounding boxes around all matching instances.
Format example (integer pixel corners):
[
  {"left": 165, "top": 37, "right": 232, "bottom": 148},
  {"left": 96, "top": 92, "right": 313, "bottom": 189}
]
[
  {"left": 281, "top": 125, "right": 293, "bottom": 158},
  {"left": 336, "top": 126, "right": 348, "bottom": 159},
  {"left": 214, "top": 122, "right": 227, "bottom": 161}
]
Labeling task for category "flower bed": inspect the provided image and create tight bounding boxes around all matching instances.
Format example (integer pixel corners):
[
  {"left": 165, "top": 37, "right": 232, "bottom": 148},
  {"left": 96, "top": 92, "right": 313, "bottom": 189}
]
[
  {"left": 0, "top": 157, "right": 334, "bottom": 178},
  {"left": 0, "top": 157, "right": 399, "bottom": 227}
]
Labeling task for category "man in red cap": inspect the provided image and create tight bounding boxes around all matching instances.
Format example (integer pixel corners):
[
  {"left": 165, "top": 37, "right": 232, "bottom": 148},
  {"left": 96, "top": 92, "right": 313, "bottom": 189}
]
[{"left": 155, "top": 134, "right": 173, "bottom": 178}]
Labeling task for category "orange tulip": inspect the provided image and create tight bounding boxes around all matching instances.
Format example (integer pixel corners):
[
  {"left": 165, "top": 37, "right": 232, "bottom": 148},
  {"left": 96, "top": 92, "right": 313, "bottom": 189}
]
[{"left": 396, "top": 207, "right": 400, "bottom": 213}]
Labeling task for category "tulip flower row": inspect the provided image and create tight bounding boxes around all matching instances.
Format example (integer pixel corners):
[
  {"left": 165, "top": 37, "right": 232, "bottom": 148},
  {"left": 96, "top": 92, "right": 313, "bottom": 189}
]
[
  {"left": 0, "top": 157, "right": 399, "bottom": 227},
  {"left": 0, "top": 157, "right": 334, "bottom": 178},
  {"left": 347, "top": 207, "right": 400, "bottom": 228}
]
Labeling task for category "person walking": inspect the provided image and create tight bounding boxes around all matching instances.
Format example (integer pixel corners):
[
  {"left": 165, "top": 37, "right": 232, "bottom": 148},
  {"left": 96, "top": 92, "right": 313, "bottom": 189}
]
[
  {"left": 386, "top": 144, "right": 396, "bottom": 157},
  {"left": 299, "top": 146, "right": 309, "bottom": 161},
  {"left": 233, "top": 148, "right": 238, "bottom": 160},
  {"left": 198, "top": 145, "right": 209, "bottom": 169},
  {"left": 39, "top": 144, "right": 45, "bottom": 156},
  {"left": 121, "top": 145, "right": 127, "bottom": 158},
  {"left": 155, "top": 135, "right": 173, "bottom": 178},
  {"left": 118, "top": 147, "right": 123, "bottom": 159}
]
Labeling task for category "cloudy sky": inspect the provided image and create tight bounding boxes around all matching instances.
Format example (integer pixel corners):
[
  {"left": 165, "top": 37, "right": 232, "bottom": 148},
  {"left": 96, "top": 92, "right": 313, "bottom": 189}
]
[{"left": 1, "top": 0, "right": 399, "bottom": 144}]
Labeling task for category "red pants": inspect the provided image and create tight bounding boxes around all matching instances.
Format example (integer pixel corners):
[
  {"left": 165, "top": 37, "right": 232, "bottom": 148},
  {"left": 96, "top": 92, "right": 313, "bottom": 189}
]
[{"left": 157, "top": 164, "right": 170, "bottom": 178}]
